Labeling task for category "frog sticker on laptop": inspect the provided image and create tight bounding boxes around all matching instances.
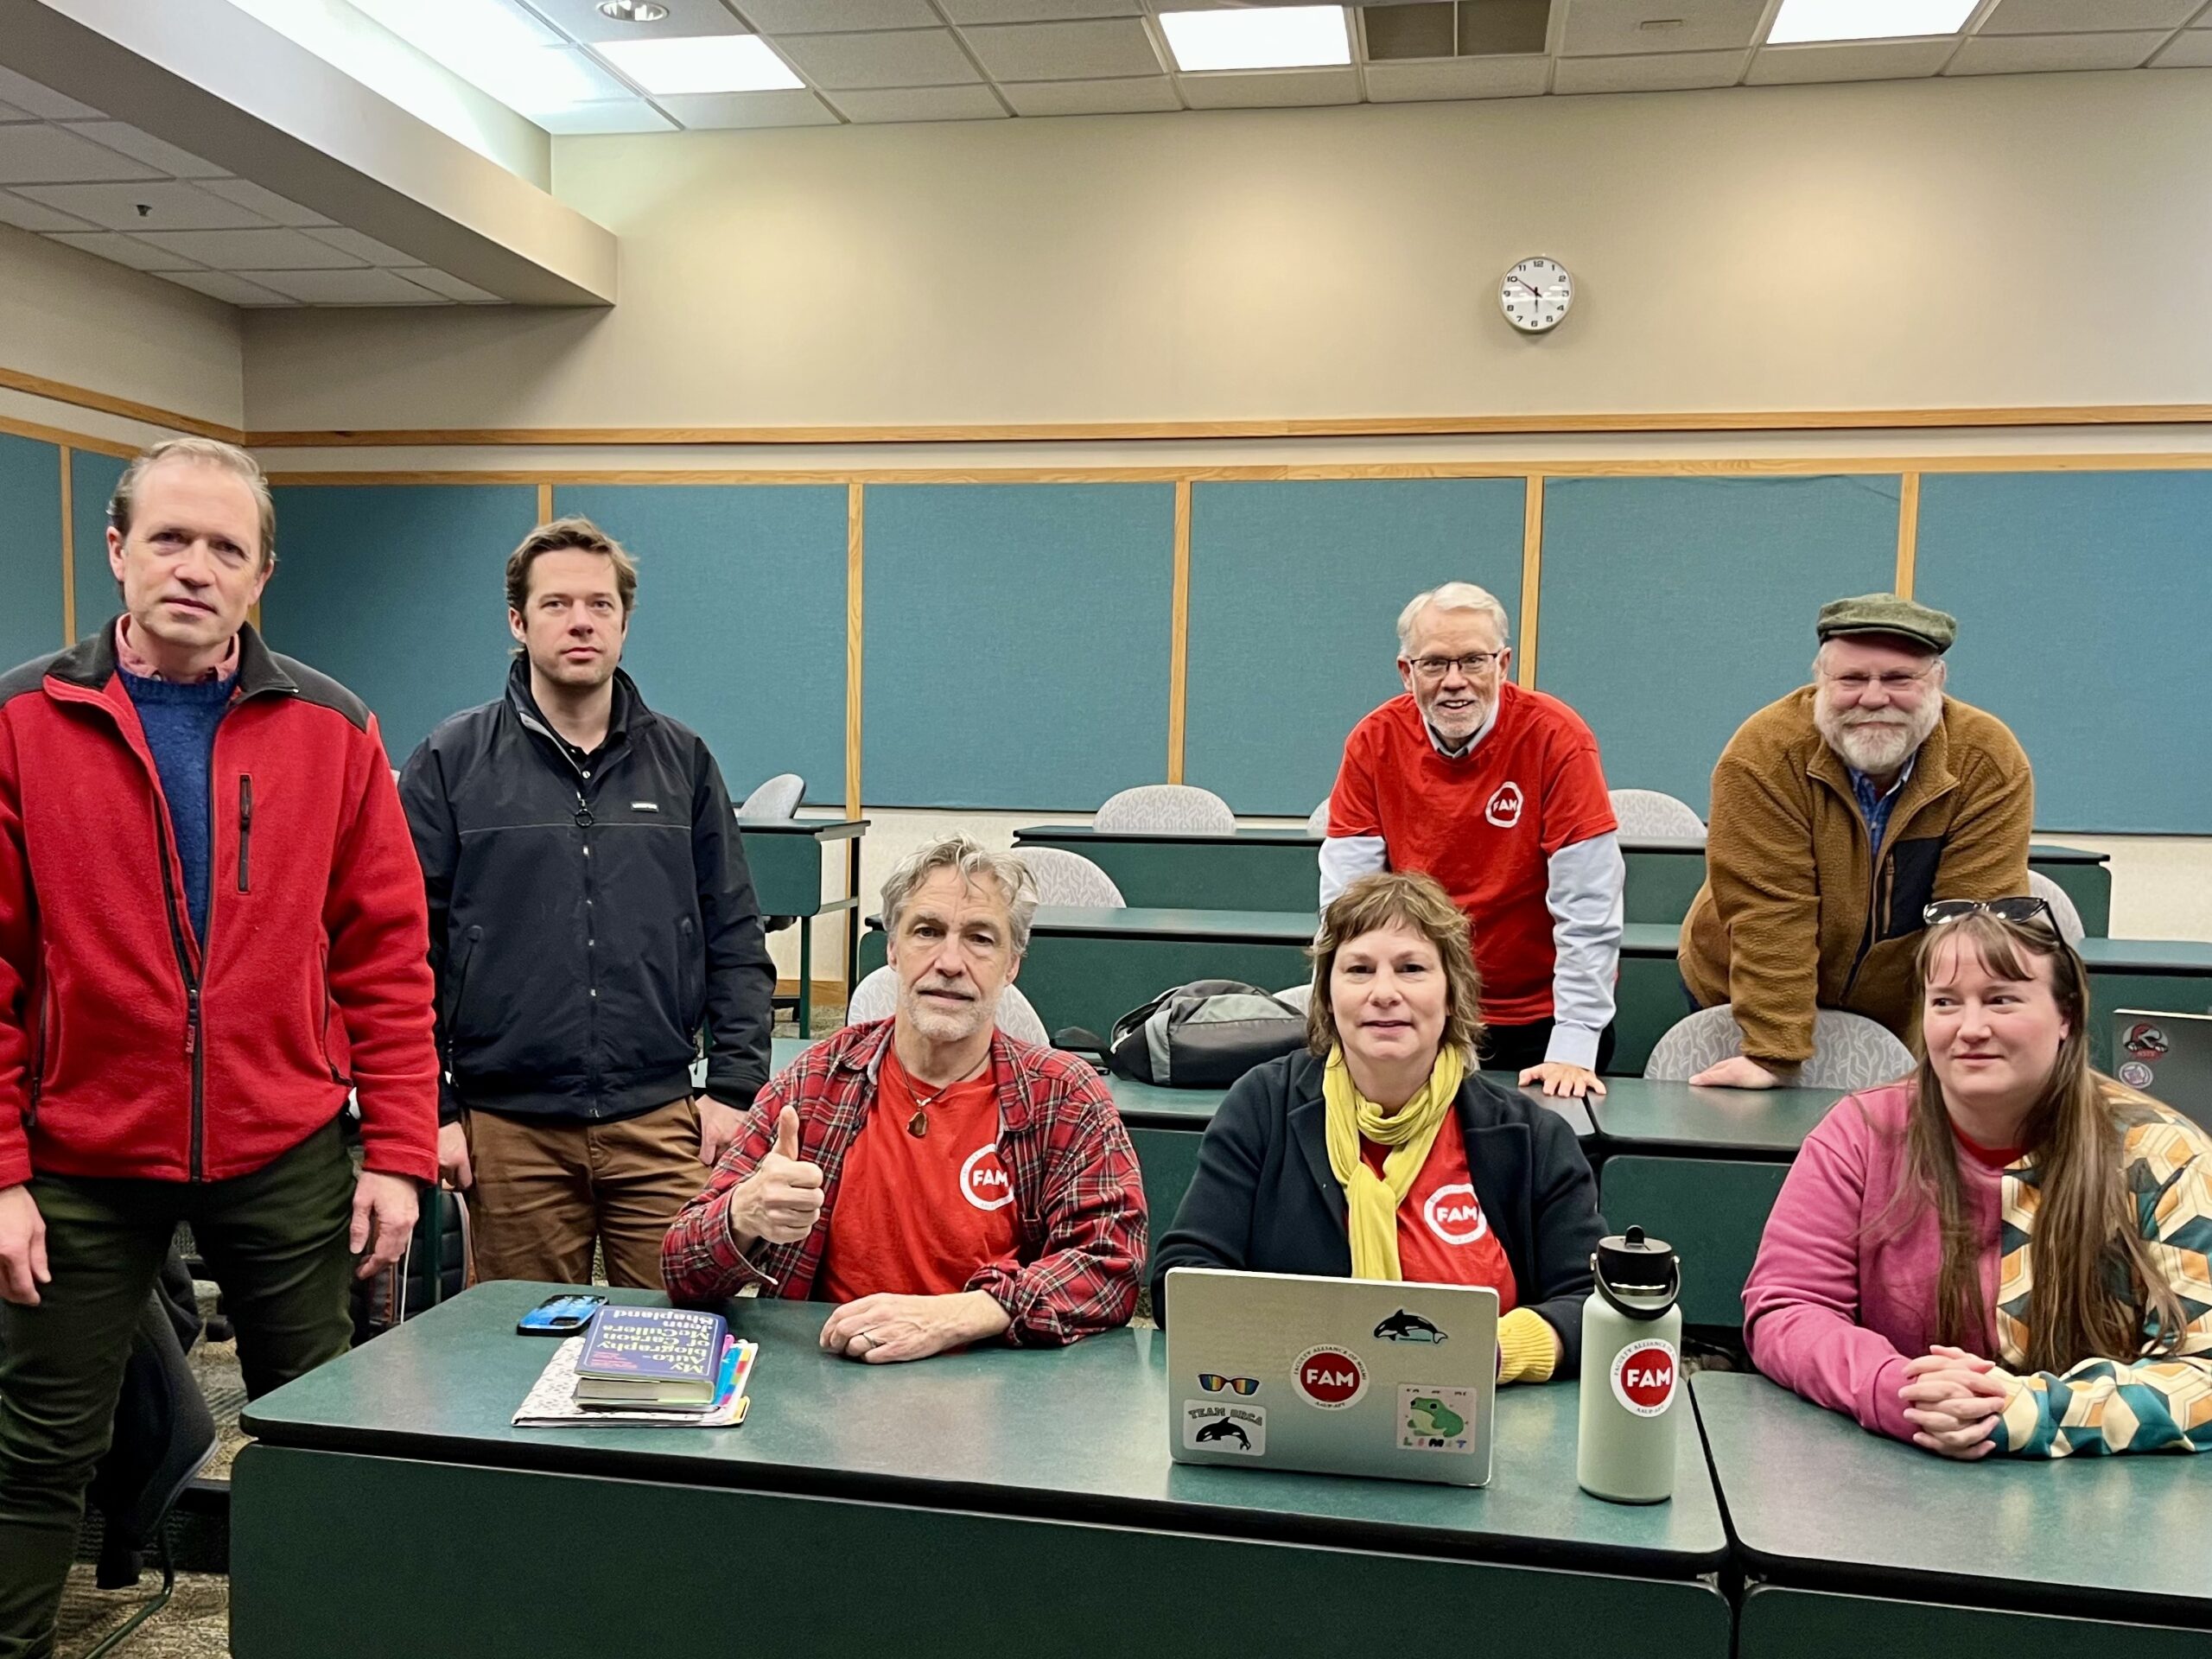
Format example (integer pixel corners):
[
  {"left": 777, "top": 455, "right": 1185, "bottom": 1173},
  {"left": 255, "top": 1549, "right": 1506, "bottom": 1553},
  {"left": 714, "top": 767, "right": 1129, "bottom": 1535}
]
[{"left": 1399, "top": 1386, "right": 1477, "bottom": 1454}]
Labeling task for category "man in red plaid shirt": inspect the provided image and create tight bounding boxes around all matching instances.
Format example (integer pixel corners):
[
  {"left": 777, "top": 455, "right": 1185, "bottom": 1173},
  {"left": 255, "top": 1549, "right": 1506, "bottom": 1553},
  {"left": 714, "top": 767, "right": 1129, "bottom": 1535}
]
[{"left": 663, "top": 836, "right": 1145, "bottom": 1359}]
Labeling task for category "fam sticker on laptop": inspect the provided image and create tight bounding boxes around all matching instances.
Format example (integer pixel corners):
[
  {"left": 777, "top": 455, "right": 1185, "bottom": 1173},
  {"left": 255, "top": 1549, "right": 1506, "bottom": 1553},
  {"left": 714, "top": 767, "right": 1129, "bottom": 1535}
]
[
  {"left": 1293, "top": 1344, "right": 1367, "bottom": 1409},
  {"left": 1182, "top": 1401, "right": 1266, "bottom": 1455}
]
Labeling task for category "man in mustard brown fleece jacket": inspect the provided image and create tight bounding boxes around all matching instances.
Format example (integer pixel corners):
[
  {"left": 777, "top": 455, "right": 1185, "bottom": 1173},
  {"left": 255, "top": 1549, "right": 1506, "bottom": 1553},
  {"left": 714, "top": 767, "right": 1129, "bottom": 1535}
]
[{"left": 1679, "top": 594, "right": 2032, "bottom": 1088}]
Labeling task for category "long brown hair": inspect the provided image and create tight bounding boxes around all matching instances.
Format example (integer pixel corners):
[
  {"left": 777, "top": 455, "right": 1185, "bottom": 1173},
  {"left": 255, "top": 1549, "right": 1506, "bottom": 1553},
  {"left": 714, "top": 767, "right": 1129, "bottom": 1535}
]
[
  {"left": 1306, "top": 872, "right": 1484, "bottom": 1062},
  {"left": 1902, "top": 911, "right": 2185, "bottom": 1371}
]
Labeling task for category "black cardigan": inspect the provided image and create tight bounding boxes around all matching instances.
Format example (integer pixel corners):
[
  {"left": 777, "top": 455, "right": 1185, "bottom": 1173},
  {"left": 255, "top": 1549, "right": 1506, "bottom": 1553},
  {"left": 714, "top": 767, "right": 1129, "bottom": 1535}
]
[{"left": 1149, "top": 1051, "right": 1607, "bottom": 1373}]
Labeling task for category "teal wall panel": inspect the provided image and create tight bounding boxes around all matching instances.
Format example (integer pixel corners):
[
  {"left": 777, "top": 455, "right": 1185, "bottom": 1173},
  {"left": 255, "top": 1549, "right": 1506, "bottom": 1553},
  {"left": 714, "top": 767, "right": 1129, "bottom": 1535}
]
[
  {"left": 1916, "top": 471, "right": 2212, "bottom": 832},
  {"left": 1537, "top": 475, "right": 1900, "bottom": 814},
  {"left": 262, "top": 486, "right": 534, "bottom": 761},
  {"left": 68, "top": 448, "right": 128, "bottom": 645},
  {"left": 0, "top": 434, "right": 65, "bottom": 671},
  {"left": 1183, "top": 478, "right": 1526, "bottom": 817},
  {"left": 555, "top": 485, "right": 848, "bottom": 808},
  {"left": 862, "top": 483, "right": 1175, "bottom": 809}
]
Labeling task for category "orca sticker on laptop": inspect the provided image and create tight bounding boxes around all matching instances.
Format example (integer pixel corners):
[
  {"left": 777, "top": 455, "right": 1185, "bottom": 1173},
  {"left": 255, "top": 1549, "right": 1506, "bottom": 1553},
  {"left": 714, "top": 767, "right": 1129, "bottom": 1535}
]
[
  {"left": 1293, "top": 1344, "right": 1367, "bottom": 1409},
  {"left": 1182, "top": 1401, "right": 1266, "bottom": 1455},
  {"left": 1374, "top": 1307, "right": 1448, "bottom": 1344}
]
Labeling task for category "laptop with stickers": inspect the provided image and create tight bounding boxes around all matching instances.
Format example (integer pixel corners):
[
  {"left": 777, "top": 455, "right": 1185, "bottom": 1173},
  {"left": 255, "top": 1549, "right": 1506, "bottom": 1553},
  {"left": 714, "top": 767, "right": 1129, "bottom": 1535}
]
[
  {"left": 1164, "top": 1268, "right": 1499, "bottom": 1487},
  {"left": 2114, "top": 1010, "right": 2212, "bottom": 1130}
]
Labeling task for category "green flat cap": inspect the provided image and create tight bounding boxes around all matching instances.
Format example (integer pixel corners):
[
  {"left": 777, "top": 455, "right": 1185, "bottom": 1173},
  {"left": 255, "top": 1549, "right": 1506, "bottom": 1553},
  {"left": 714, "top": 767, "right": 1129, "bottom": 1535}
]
[{"left": 1815, "top": 593, "right": 1956, "bottom": 654}]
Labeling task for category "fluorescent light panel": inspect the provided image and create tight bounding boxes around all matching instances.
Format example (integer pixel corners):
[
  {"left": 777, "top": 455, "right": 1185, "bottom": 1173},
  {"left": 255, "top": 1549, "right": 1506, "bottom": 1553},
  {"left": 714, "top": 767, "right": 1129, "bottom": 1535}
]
[
  {"left": 1766, "top": 0, "right": 1980, "bottom": 46},
  {"left": 350, "top": 0, "right": 611, "bottom": 109},
  {"left": 1159, "top": 6, "right": 1351, "bottom": 73},
  {"left": 594, "top": 35, "right": 802, "bottom": 94}
]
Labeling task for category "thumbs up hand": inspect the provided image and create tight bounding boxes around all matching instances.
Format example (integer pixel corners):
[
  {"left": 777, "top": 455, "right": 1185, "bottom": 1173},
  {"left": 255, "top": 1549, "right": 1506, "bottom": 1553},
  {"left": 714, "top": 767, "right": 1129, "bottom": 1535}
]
[{"left": 730, "top": 1105, "right": 826, "bottom": 1247}]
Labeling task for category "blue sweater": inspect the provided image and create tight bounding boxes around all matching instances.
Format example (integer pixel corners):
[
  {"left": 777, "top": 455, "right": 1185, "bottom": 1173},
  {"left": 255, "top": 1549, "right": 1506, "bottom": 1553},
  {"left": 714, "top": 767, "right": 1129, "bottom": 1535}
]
[{"left": 124, "top": 671, "right": 234, "bottom": 945}]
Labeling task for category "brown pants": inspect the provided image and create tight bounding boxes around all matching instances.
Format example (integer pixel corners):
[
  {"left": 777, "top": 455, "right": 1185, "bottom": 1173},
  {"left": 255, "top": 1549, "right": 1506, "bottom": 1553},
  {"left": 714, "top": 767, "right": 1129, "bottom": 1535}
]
[{"left": 463, "top": 1097, "right": 706, "bottom": 1288}]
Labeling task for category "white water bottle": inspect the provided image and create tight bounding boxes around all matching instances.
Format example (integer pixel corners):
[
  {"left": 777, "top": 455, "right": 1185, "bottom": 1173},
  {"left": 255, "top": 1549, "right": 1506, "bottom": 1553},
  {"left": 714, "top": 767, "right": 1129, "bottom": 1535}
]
[{"left": 1576, "top": 1225, "right": 1682, "bottom": 1504}]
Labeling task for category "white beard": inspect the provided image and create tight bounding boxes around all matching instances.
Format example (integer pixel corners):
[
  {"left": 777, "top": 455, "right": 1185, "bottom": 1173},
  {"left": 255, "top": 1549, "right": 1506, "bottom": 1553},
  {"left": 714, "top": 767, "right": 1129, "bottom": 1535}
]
[{"left": 1816, "top": 694, "right": 1942, "bottom": 775}]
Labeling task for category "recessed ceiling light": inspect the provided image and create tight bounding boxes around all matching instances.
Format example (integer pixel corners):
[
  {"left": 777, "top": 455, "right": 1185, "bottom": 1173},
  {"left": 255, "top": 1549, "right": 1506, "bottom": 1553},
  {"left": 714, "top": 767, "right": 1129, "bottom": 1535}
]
[
  {"left": 598, "top": 0, "right": 669, "bottom": 20},
  {"left": 595, "top": 34, "right": 803, "bottom": 94},
  {"left": 1158, "top": 6, "right": 1351, "bottom": 73},
  {"left": 1766, "top": 0, "right": 1979, "bottom": 46}
]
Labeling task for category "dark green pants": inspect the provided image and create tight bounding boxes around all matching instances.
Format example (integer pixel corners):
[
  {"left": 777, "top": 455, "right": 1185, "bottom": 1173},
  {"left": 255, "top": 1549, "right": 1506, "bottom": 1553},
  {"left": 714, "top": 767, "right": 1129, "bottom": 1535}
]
[{"left": 0, "top": 1120, "right": 358, "bottom": 1659}]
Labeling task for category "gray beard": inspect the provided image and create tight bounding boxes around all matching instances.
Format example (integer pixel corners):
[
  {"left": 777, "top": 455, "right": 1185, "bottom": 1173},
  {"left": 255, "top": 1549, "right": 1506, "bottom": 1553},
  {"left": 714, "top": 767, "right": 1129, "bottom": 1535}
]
[{"left": 1815, "top": 695, "right": 1942, "bottom": 775}]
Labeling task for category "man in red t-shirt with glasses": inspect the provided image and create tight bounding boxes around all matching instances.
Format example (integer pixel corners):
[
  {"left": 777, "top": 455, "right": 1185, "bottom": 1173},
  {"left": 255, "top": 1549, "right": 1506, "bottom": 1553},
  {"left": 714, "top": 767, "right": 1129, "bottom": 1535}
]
[
  {"left": 663, "top": 837, "right": 1146, "bottom": 1361},
  {"left": 1324, "top": 582, "right": 1624, "bottom": 1100}
]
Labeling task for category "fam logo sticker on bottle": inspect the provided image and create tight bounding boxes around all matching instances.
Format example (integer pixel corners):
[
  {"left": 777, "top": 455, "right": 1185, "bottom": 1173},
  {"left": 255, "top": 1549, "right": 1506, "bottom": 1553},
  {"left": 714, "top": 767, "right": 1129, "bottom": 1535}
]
[
  {"left": 1609, "top": 1338, "right": 1678, "bottom": 1418},
  {"left": 1294, "top": 1344, "right": 1368, "bottom": 1409}
]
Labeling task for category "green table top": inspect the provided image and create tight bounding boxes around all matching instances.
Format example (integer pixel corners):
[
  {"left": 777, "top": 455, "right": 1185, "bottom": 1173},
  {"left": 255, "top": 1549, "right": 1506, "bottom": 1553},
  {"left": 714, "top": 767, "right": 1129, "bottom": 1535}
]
[
  {"left": 2075, "top": 938, "right": 2212, "bottom": 974},
  {"left": 734, "top": 817, "right": 868, "bottom": 842},
  {"left": 1589, "top": 1082, "right": 1845, "bottom": 1156},
  {"left": 1694, "top": 1370, "right": 2212, "bottom": 1620},
  {"left": 1620, "top": 923, "right": 1684, "bottom": 957},
  {"left": 1018, "top": 825, "right": 1321, "bottom": 847},
  {"left": 245, "top": 1285, "right": 1725, "bottom": 1572},
  {"left": 1032, "top": 905, "right": 1319, "bottom": 943},
  {"left": 1615, "top": 839, "right": 2110, "bottom": 867}
]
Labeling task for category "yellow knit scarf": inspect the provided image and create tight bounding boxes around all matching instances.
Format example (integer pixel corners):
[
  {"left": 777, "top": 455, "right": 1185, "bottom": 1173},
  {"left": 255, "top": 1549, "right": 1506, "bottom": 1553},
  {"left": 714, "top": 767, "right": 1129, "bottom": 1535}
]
[{"left": 1322, "top": 1044, "right": 1465, "bottom": 1282}]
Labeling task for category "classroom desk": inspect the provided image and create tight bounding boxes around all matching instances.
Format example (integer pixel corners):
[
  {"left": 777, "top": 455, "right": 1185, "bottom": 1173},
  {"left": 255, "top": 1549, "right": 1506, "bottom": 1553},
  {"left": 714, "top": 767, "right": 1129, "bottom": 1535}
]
[
  {"left": 232, "top": 1287, "right": 1732, "bottom": 1659},
  {"left": 1618, "top": 838, "right": 2113, "bottom": 935},
  {"left": 1694, "top": 1371, "right": 2212, "bottom": 1653},
  {"left": 737, "top": 816, "right": 868, "bottom": 1029},
  {"left": 1014, "top": 823, "right": 1321, "bottom": 912}
]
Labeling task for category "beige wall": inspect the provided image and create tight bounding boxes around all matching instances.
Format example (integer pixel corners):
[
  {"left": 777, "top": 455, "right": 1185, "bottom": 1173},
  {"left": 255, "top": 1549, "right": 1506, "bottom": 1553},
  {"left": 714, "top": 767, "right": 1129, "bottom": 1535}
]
[
  {"left": 0, "top": 226, "right": 243, "bottom": 430},
  {"left": 242, "top": 67, "right": 2212, "bottom": 432}
]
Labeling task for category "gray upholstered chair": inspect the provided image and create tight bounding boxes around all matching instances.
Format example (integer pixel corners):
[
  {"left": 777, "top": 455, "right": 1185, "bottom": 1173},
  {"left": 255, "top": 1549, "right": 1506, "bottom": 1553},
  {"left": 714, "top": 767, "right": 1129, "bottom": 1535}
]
[
  {"left": 1645, "top": 1004, "right": 1914, "bottom": 1091},
  {"left": 1274, "top": 982, "right": 1313, "bottom": 1014},
  {"left": 1018, "top": 846, "right": 1126, "bottom": 907},
  {"left": 1306, "top": 801, "right": 1329, "bottom": 836},
  {"left": 1608, "top": 788, "right": 1706, "bottom": 837},
  {"left": 2027, "top": 870, "right": 2086, "bottom": 944},
  {"left": 739, "top": 772, "right": 805, "bottom": 821},
  {"left": 1093, "top": 784, "right": 1236, "bottom": 836},
  {"left": 842, "top": 966, "right": 1051, "bottom": 1046}
]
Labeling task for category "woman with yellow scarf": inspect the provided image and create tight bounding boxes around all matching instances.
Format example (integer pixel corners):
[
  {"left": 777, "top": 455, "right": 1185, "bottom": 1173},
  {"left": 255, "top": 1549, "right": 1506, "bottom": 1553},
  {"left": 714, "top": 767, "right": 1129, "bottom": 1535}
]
[{"left": 1152, "top": 873, "right": 1605, "bottom": 1382}]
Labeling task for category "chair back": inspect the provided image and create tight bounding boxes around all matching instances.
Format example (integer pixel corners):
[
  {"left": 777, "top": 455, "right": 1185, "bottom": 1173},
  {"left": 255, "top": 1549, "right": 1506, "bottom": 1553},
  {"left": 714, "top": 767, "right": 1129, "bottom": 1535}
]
[
  {"left": 1020, "top": 847, "right": 1126, "bottom": 907},
  {"left": 1306, "top": 801, "right": 1329, "bottom": 836},
  {"left": 1646, "top": 1003, "right": 1913, "bottom": 1091},
  {"left": 2026, "top": 870, "right": 2086, "bottom": 944},
  {"left": 843, "top": 967, "right": 1051, "bottom": 1046},
  {"left": 1093, "top": 785, "right": 1236, "bottom": 835},
  {"left": 740, "top": 772, "right": 805, "bottom": 820},
  {"left": 1609, "top": 788, "right": 1706, "bottom": 837}
]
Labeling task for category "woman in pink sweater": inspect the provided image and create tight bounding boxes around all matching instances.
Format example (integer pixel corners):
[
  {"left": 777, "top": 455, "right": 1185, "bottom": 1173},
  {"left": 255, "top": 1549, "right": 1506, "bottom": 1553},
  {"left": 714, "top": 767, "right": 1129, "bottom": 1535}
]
[{"left": 1742, "top": 900, "right": 2212, "bottom": 1459}]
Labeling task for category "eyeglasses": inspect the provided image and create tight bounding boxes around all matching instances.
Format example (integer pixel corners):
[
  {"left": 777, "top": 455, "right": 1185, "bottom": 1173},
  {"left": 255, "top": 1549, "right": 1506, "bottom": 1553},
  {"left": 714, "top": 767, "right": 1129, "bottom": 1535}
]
[
  {"left": 1821, "top": 668, "right": 1936, "bottom": 695},
  {"left": 1923, "top": 897, "right": 2056, "bottom": 932},
  {"left": 1406, "top": 652, "right": 1503, "bottom": 680},
  {"left": 1198, "top": 1374, "right": 1260, "bottom": 1395}
]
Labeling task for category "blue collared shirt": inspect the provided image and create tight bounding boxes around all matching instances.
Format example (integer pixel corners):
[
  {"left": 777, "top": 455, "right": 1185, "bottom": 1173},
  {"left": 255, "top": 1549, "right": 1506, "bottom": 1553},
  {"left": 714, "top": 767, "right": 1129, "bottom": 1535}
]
[{"left": 1849, "top": 758, "right": 1914, "bottom": 857}]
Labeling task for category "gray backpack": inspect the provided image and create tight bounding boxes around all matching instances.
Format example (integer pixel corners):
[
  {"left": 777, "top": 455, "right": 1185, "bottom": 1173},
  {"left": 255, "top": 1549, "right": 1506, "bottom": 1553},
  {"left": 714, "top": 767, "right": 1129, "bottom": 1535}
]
[{"left": 1108, "top": 979, "right": 1307, "bottom": 1087}]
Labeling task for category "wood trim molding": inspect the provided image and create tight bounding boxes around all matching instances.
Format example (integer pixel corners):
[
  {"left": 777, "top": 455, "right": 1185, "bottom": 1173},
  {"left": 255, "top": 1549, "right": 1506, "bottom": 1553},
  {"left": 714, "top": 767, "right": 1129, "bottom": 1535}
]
[
  {"left": 1895, "top": 473, "right": 1921, "bottom": 600},
  {"left": 844, "top": 483, "right": 864, "bottom": 820},
  {"left": 0, "top": 410, "right": 139, "bottom": 460},
  {"left": 0, "top": 366, "right": 238, "bottom": 443},
  {"left": 1166, "top": 480, "right": 1192, "bottom": 784},
  {"left": 58, "top": 447, "right": 75, "bottom": 646},
  {"left": 536, "top": 481, "right": 554, "bottom": 522},
  {"left": 1517, "top": 475, "right": 1543, "bottom": 689},
  {"left": 245, "top": 404, "right": 2212, "bottom": 449}
]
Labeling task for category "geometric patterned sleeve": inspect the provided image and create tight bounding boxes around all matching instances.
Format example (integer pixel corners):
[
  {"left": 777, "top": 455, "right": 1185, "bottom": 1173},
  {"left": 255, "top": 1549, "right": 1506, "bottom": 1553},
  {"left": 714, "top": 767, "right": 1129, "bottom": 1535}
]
[{"left": 1993, "top": 1110, "right": 2212, "bottom": 1458}]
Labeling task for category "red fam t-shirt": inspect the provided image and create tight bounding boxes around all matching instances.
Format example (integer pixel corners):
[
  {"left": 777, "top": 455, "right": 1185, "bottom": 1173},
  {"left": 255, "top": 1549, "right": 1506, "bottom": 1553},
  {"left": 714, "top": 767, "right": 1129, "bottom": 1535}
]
[
  {"left": 1328, "top": 684, "right": 1616, "bottom": 1024},
  {"left": 1359, "top": 1109, "right": 1517, "bottom": 1302},
  {"left": 815, "top": 1046, "right": 1020, "bottom": 1305}
]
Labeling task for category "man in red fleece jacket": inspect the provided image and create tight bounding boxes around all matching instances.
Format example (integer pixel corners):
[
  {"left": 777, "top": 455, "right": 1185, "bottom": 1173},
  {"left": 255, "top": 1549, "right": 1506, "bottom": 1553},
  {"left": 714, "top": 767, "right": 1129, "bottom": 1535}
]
[{"left": 0, "top": 438, "right": 437, "bottom": 1656}]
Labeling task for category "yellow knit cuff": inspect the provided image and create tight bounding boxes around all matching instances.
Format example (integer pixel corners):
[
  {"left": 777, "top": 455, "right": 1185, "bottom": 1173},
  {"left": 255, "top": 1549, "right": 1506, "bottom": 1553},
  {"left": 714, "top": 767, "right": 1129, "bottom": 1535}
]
[{"left": 1497, "top": 1308, "right": 1558, "bottom": 1385}]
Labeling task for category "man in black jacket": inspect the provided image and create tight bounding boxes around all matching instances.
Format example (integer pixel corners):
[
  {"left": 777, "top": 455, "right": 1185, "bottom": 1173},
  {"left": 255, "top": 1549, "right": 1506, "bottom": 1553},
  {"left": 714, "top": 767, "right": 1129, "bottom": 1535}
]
[{"left": 399, "top": 518, "right": 774, "bottom": 1287}]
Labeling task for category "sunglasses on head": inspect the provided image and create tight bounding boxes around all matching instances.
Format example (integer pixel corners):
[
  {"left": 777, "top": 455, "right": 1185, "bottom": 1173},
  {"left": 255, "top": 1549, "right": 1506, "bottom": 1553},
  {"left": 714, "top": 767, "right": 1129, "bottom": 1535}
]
[
  {"left": 1922, "top": 897, "right": 2056, "bottom": 931},
  {"left": 1198, "top": 1374, "right": 1260, "bottom": 1395}
]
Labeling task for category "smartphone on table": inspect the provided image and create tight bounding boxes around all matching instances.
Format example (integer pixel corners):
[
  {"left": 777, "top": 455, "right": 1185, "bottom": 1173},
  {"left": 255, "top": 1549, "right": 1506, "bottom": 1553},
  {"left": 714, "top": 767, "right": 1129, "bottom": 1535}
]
[{"left": 517, "top": 1294, "right": 607, "bottom": 1335}]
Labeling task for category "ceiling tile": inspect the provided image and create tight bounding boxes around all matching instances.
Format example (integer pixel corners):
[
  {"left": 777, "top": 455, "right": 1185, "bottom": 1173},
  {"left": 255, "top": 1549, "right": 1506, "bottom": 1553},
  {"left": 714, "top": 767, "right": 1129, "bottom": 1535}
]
[
  {"left": 1553, "top": 48, "right": 1745, "bottom": 92},
  {"left": 1944, "top": 31, "right": 2169, "bottom": 74},
  {"left": 941, "top": 0, "right": 1140, "bottom": 19},
  {"left": 0, "top": 189, "right": 95, "bottom": 232},
  {"left": 11, "top": 180, "right": 274, "bottom": 232},
  {"left": 1364, "top": 56, "right": 1551, "bottom": 101},
  {"left": 999, "top": 75, "right": 1181, "bottom": 113},
  {"left": 231, "top": 267, "right": 449, "bottom": 304},
  {"left": 127, "top": 227, "right": 370, "bottom": 270},
  {"left": 397, "top": 267, "right": 509, "bottom": 303},
  {"left": 830, "top": 85, "right": 1010, "bottom": 121},
  {"left": 1557, "top": 0, "right": 1769, "bottom": 57},
  {"left": 1177, "top": 67, "right": 1361, "bottom": 108},
  {"left": 533, "top": 100, "right": 681, "bottom": 132},
  {"left": 2151, "top": 30, "right": 2212, "bottom": 67},
  {"left": 302, "top": 227, "right": 417, "bottom": 266},
  {"left": 775, "top": 29, "right": 982, "bottom": 88},
  {"left": 46, "top": 231, "right": 205, "bottom": 272},
  {"left": 156, "top": 270, "right": 293, "bottom": 306},
  {"left": 70, "top": 123, "right": 229, "bottom": 179},
  {"left": 963, "top": 18, "right": 1164, "bottom": 79},
  {"left": 654, "top": 90, "right": 840, "bottom": 126},
  {"left": 197, "top": 178, "right": 334, "bottom": 226},
  {"left": 524, "top": 0, "right": 750, "bottom": 42},
  {"left": 0, "top": 66, "right": 104, "bottom": 121},
  {"left": 1978, "top": 0, "right": 2196, "bottom": 33},
  {"left": 1745, "top": 40, "right": 1957, "bottom": 84},
  {"left": 739, "top": 0, "right": 942, "bottom": 29},
  {"left": 0, "top": 126, "right": 162, "bottom": 187}
]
